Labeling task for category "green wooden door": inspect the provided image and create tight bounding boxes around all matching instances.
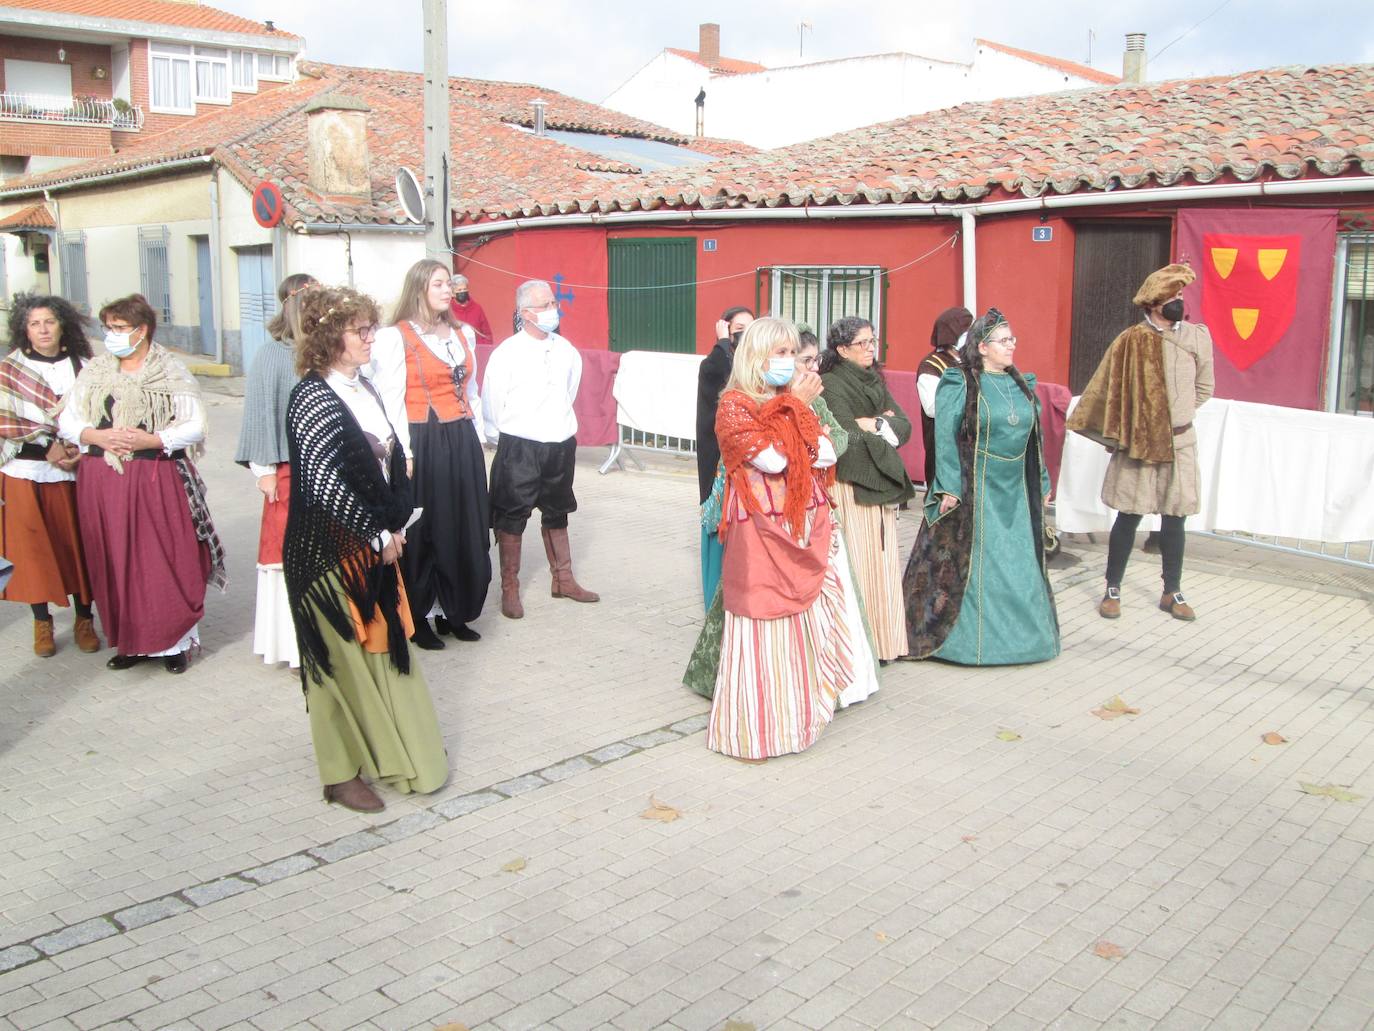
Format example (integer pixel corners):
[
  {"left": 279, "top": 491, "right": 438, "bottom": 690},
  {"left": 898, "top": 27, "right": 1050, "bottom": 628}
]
[{"left": 608, "top": 238, "right": 697, "bottom": 353}]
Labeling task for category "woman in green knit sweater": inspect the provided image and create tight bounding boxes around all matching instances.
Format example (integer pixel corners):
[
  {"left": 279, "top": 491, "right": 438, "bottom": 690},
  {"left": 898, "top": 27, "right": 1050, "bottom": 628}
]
[{"left": 819, "top": 316, "right": 916, "bottom": 661}]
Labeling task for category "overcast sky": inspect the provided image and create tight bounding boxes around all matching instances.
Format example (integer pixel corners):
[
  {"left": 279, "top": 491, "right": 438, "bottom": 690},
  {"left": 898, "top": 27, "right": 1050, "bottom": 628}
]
[{"left": 237, "top": 0, "right": 1372, "bottom": 109}]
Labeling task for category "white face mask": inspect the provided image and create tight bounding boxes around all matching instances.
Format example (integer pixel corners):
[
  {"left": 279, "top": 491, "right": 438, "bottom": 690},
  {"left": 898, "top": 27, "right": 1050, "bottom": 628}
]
[
  {"left": 533, "top": 308, "right": 560, "bottom": 334},
  {"left": 104, "top": 327, "right": 141, "bottom": 357}
]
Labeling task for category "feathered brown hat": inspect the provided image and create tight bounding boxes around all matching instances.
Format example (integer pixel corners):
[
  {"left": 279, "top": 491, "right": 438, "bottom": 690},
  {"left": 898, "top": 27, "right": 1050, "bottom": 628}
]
[{"left": 1133, "top": 263, "right": 1195, "bottom": 308}]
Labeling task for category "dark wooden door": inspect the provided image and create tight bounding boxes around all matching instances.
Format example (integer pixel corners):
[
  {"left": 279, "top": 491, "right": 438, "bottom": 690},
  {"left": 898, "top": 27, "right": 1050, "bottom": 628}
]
[{"left": 1069, "top": 221, "right": 1172, "bottom": 391}]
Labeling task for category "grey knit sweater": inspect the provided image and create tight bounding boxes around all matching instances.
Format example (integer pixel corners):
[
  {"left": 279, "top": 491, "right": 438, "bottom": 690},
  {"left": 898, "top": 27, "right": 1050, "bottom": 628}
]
[{"left": 235, "top": 339, "right": 297, "bottom": 467}]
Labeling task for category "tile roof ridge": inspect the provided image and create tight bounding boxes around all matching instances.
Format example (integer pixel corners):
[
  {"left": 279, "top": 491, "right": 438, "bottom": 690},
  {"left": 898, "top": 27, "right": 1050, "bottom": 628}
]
[{"left": 974, "top": 37, "right": 1120, "bottom": 84}]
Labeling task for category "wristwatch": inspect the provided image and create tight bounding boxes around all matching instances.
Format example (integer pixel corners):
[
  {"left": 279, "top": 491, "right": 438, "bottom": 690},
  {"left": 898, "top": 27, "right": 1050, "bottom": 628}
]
[{"left": 874, "top": 416, "right": 886, "bottom": 433}]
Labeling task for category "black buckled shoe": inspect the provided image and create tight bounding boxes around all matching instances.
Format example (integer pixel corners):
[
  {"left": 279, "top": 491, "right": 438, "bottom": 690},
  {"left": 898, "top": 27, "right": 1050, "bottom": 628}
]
[
  {"left": 410, "top": 620, "right": 446, "bottom": 650},
  {"left": 106, "top": 653, "right": 145, "bottom": 670},
  {"left": 163, "top": 651, "right": 188, "bottom": 674}
]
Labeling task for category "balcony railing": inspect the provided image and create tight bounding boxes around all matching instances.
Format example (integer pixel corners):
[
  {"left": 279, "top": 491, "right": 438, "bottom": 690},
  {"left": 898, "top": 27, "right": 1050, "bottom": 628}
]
[{"left": 0, "top": 91, "right": 144, "bottom": 131}]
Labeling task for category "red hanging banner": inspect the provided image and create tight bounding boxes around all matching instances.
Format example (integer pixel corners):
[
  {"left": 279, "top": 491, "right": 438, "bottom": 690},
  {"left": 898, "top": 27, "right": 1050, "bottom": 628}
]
[{"left": 1176, "top": 208, "right": 1337, "bottom": 409}]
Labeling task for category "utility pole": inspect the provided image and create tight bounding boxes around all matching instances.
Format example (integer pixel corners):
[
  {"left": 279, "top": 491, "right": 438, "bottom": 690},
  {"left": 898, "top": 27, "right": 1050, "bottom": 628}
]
[{"left": 422, "top": 0, "right": 450, "bottom": 260}]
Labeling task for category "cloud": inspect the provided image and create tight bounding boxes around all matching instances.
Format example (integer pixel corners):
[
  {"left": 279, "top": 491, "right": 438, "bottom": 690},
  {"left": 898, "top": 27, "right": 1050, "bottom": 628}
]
[{"left": 230, "top": 0, "right": 1367, "bottom": 104}]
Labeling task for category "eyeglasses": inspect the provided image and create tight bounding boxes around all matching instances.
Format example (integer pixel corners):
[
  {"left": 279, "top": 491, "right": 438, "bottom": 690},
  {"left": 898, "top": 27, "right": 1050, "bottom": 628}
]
[
  {"left": 800, "top": 355, "right": 819, "bottom": 370},
  {"left": 346, "top": 324, "right": 378, "bottom": 340},
  {"left": 846, "top": 338, "right": 879, "bottom": 352},
  {"left": 986, "top": 335, "right": 1017, "bottom": 347}
]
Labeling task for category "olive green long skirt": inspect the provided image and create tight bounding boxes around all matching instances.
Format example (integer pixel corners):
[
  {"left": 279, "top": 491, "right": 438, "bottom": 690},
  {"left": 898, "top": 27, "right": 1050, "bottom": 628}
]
[{"left": 305, "top": 574, "right": 449, "bottom": 794}]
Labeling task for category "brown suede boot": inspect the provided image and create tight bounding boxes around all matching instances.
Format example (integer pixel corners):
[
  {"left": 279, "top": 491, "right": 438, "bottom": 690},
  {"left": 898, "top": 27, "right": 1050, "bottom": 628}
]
[
  {"left": 33, "top": 618, "right": 56, "bottom": 658},
  {"left": 497, "top": 530, "right": 524, "bottom": 619},
  {"left": 323, "top": 776, "right": 384, "bottom": 813},
  {"left": 542, "top": 526, "right": 600, "bottom": 603},
  {"left": 74, "top": 615, "right": 101, "bottom": 653}
]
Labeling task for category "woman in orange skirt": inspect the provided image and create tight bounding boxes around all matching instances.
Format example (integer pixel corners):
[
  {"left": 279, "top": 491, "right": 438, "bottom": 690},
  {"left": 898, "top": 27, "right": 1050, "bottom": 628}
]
[{"left": 0, "top": 294, "right": 98, "bottom": 657}]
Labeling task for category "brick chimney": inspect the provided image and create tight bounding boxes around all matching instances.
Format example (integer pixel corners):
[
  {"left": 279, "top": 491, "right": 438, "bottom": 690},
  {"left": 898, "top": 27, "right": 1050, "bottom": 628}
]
[
  {"left": 699, "top": 23, "right": 720, "bottom": 67},
  {"left": 304, "top": 94, "right": 372, "bottom": 197}
]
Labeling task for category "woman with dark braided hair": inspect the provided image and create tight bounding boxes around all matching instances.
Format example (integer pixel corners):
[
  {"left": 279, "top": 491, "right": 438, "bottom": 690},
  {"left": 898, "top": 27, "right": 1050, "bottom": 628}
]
[
  {"left": 901, "top": 308, "right": 1060, "bottom": 665},
  {"left": 0, "top": 294, "right": 97, "bottom": 657}
]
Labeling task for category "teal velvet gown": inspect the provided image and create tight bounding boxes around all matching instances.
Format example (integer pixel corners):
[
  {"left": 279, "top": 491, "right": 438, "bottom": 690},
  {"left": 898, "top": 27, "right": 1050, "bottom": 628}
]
[{"left": 925, "top": 369, "right": 1060, "bottom": 665}]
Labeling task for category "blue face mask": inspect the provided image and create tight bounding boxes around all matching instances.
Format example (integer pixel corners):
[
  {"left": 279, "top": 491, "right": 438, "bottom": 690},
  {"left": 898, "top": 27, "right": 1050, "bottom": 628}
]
[{"left": 763, "top": 356, "right": 795, "bottom": 386}]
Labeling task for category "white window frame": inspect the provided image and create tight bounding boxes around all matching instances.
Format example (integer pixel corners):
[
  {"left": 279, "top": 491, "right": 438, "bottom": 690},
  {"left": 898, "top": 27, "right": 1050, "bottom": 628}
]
[
  {"left": 148, "top": 42, "right": 233, "bottom": 113},
  {"left": 768, "top": 264, "right": 886, "bottom": 352},
  {"left": 230, "top": 49, "right": 257, "bottom": 93},
  {"left": 1326, "top": 233, "right": 1374, "bottom": 416},
  {"left": 256, "top": 52, "right": 293, "bottom": 82},
  {"left": 192, "top": 46, "right": 230, "bottom": 105}
]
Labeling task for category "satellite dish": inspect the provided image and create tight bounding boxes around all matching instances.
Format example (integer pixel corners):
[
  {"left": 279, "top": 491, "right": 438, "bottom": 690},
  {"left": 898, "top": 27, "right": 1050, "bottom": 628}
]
[{"left": 395, "top": 166, "right": 425, "bottom": 225}]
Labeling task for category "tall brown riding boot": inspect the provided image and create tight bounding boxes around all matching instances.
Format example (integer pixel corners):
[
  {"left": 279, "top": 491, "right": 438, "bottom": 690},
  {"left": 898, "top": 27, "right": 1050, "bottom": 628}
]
[
  {"left": 33, "top": 618, "right": 56, "bottom": 658},
  {"left": 497, "top": 530, "right": 524, "bottom": 619},
  {"left": 542, "top": 526, "right": 600, "bottom": 603}
]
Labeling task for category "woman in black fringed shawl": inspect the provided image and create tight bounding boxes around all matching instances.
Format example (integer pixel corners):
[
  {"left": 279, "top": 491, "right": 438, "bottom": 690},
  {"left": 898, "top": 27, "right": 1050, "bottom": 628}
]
[
  {"left": 284, "top": 286, "right": 447, "bottom": 813},
  {"left": 901, "top": 308, "right": 1060, "bottom": 666}
]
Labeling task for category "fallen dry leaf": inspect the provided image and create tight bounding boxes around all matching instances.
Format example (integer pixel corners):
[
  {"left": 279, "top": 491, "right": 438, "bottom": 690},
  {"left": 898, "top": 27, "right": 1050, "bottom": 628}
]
[
  {"left": 1092, "top": 940, "right": 1125, "bottom": 959},
  {"left": 1299, "top": 782, "right": 1362, "bottom": 803},
  {"left": 1092, "top": 696, "right": 1141, "bottom": 720},
  {"left": 500, "top": 857, "right": 526, "bottom": 874},
  {"left": 1262, "top": 732, "right": 1287, "bottom": 745},
  {"left": 874, "top": 931, "right": 889, "bottom": 943},
  {"left": 995, "top": 730, "right": 1022, "bottom": 742},
  {"left": 723, "top": 1022, "right": 756, "bottom": 1031},
  {"left": 640, "top": 796, "right": 682, "bottom": 823},
  {"left": 961, "top": 835, "right": 978, "bottom": 843},
  {"left": 434, "top": 1024, "right": 470, "bottom": 1031}
]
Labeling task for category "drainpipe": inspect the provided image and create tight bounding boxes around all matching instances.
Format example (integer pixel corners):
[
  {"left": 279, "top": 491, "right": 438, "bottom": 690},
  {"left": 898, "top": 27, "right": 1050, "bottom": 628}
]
[
  {"left": 43, "top": 188, "right": 61, "bottom": 296},
  {"left": 208, "top": 173, "right": 225, "bottom": 366},
  {"left": 960, "top": 209, "right": 977, "bottom": 316}
]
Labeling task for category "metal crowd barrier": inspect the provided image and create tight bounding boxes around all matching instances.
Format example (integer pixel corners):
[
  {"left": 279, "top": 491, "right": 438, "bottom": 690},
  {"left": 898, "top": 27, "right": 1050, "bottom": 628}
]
[
  {"left": 599, "top": 427, "right": 696, "bottom": 475},
  {"left": 1195, "top": 530, "right": 1374, "bottom": 570}
]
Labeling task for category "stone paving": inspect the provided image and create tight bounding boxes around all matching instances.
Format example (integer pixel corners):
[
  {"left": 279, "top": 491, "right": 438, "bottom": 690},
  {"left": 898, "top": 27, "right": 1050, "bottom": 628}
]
[{"left": 2, "top": 387, "right": 1373, "bottom": 1031}]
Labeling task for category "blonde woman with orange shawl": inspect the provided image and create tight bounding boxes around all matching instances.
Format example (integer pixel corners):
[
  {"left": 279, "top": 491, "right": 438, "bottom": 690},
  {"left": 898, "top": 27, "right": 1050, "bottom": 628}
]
[{"left": 706, "top": 318, "right": 873, "bottom": 760}]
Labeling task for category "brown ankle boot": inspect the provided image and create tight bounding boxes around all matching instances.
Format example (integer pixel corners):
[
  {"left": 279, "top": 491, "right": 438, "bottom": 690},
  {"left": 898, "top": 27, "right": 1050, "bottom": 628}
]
[
  {"left": 33, "top": 618, "right": 56, "bottom": 658},
  {"left": 323, "top": 776, "right": 384, "bottom": 812},
  {"left": 74, "top": 615, "right": 101, "bottom": 653},
  {"left": 497, "top": 530, "right": 524, "bottom": 619},
  {"left": 542, "top": 526, "right": 600, "bottom": 603}
]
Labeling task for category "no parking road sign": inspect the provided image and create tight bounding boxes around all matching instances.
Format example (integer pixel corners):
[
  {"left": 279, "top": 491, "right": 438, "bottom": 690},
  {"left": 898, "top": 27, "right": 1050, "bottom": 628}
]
[{"left": 252, "top": 181, "right": 285, "bottom": 228}]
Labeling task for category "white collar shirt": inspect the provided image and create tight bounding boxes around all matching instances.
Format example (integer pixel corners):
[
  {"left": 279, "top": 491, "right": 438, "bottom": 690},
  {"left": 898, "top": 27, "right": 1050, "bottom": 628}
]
[{"left": 480, "top": 329, "right": 582, "bottom": 444}]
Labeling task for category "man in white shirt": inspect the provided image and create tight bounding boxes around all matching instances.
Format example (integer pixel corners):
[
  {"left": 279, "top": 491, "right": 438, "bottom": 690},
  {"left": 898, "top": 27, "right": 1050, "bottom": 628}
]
[{"left": 482, "top": 279, "right": 599, "bottom": 619}]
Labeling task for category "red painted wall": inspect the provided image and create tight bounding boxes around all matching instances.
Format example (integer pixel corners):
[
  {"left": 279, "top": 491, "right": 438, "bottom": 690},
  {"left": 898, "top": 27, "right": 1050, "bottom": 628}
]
[{"left": 454, "top": 192, "right": 1374, "bottom": 399}]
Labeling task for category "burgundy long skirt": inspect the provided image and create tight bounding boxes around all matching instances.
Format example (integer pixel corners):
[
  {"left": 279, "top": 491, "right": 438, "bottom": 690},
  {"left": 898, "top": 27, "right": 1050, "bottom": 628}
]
[{"left": 77, "top": 456, "right": 211, "bottom": 656}]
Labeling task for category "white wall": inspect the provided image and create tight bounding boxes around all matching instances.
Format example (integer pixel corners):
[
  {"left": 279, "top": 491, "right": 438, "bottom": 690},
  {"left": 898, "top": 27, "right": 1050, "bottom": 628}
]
[
  {"left": 603, "top": 46, "right": 1112, "bottom": 149},
  {"left": 603, "top": 52, "right": 709, "bottom": 139},
  {"left": 284, "top": 229, "right": 426, "bottom": 319}
]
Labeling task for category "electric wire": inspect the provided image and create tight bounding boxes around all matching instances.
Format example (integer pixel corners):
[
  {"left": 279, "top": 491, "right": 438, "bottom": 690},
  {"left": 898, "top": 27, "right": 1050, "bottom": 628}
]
[{"left": 450, "top": 232, "right": 960, "bottom": 292}]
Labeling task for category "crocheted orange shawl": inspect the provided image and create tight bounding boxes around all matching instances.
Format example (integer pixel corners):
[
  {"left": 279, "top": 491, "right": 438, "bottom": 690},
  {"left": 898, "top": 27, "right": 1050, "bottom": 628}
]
[{"left": 715, "top": 389, "right": 830, "bottom": 541}]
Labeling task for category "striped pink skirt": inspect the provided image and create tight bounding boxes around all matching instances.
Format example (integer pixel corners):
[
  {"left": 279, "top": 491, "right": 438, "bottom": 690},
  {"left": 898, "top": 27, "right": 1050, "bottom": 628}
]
[
  {"left": 832, "top": 482, "right": 908, "bottom": 660},
  {"left": 707, "top": 530, "right": 855, "bottom": 760}
]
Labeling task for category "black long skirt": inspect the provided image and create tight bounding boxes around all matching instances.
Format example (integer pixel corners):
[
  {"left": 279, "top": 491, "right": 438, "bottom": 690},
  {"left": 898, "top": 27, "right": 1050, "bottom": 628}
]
[{"left": 403, "top": 414, "right": 492, "bottom": 625}]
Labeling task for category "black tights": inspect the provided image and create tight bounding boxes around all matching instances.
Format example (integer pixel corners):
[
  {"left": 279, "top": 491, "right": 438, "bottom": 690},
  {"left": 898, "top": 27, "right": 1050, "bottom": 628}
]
[
  {"left": 30, "top": 600, "right": 93, "bottom": 621},
  {"left": 1106, "top": 513, "right": 1186, "bottom": 594}
]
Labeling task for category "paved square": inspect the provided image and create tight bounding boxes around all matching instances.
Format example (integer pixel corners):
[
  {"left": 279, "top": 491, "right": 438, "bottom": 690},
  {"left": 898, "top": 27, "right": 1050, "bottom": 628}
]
[{"left": 1, "top": 386, "right": 1371, "bottom": 1030}]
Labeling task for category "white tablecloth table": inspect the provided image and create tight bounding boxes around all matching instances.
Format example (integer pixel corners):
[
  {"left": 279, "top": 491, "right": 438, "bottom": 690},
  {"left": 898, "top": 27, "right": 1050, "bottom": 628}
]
[
  {"left": 611, "top": 350, "right": 704, "bottom": 441},
  {"left": 1056, "top": 397, "right": 1374, "bottom": 543}
]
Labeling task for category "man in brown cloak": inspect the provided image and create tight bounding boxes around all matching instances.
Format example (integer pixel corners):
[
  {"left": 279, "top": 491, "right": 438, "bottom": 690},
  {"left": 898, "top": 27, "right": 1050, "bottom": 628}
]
[{"left": 1066, "top": 263, "right": 1215, "bottom": 621}]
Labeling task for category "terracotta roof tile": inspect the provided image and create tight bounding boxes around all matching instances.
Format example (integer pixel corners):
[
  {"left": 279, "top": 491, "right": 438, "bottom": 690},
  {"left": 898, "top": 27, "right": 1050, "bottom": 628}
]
[
  {"left": 665, "top": 47, "right": 766, "bottom": 75},
  {"left": 975, "top": 38, "right": 1119, "bottom": 85},
  {"left": 468, "top": 63, "right": 1374, "bottom": 221},
  {"left": 3, "top": 0, "right": 299, "bottom": 41},
  {"left": 0, "top": 202, "right": 55, "bottom": 230},
  {"left": 0, "top": 62, "right": 700, "bottom": 226}
]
